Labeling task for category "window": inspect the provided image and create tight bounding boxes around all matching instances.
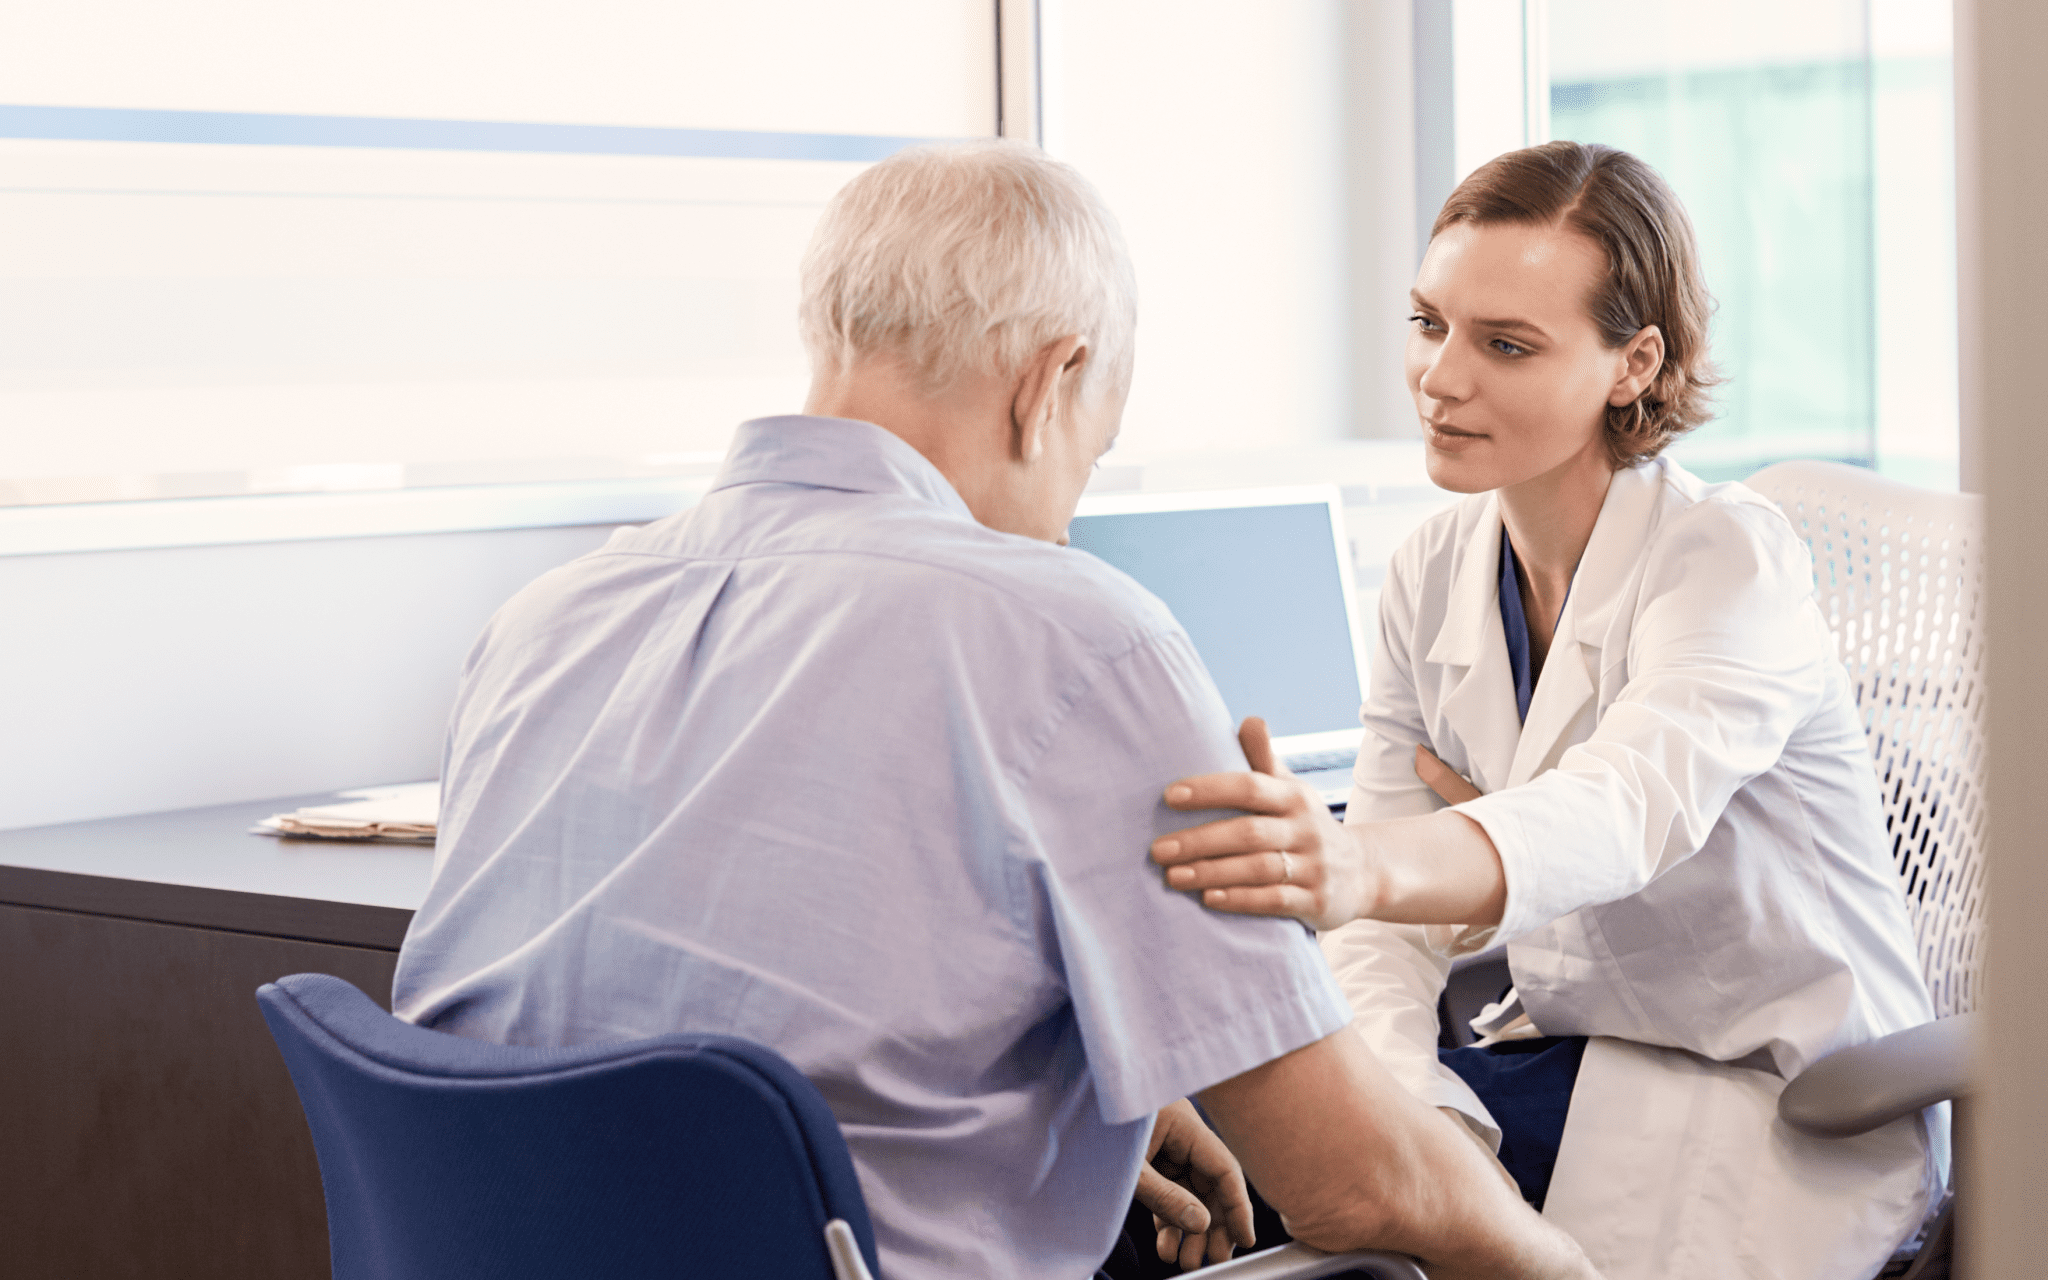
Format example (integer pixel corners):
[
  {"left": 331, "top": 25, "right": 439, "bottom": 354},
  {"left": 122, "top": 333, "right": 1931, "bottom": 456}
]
[
  {"left": 0, "top": 1, "right": 995, "bottom": 509},
  {"left": 1548, "top": 0, "right": 1957, "bottom": 486},
  {"left": 1426, "top": 0, "right": 1959, "bottom": 486}
]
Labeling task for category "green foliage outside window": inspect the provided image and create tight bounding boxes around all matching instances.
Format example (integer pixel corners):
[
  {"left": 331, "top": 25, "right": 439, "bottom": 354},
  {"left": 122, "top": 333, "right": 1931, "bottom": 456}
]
[{"left": 1552, "top": 63, "right": 1877, "bottom": 480}]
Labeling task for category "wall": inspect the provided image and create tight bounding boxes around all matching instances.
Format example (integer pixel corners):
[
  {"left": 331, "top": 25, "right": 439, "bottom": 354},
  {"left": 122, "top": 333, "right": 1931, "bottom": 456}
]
[
  {"left": 0, "top": 4, "right": 1452, "bottom": 833},
  {"left": 0, "top": 524, "right": 621, "bottom": 830},
  {"left": 1050, "top": 0, "right": 1351, "bottom": 456},
  {"left": 1966, "top": 0, "right": 2048, "bottom": 1272},
  {"left": 1348, "top": 0, "right": 1425, "bottom": 440},
  {"left": 1043, "top": 0, "right": 1421, "bottom": 451}
]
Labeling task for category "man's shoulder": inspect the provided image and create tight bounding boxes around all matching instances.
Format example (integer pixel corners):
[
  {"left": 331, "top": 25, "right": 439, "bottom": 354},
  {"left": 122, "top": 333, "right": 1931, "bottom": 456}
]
[
  {"left": 832, "top": 513, "right": 1191, "bottom": 686},
  {"left": 555, "top": 490, "right": 1185, "bottom": 662},
  {"left": 932, "top": 524, "right": 1182, "bottom": 648}
]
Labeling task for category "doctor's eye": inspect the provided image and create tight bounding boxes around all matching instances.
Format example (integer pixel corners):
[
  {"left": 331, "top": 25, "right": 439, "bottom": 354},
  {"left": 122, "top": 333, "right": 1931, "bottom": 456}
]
[
  {"left": 1490, "top": 338, "right": 1529, "bottom": 357},
  {"left": 1409, "top": 313, "right": 1444, "bottom": 334}
]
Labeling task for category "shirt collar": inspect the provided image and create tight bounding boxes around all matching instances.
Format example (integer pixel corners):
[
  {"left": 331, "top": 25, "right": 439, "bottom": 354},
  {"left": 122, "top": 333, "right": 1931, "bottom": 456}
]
[{"left": 709, "top": 415, "right": 976, "bottom": 521}]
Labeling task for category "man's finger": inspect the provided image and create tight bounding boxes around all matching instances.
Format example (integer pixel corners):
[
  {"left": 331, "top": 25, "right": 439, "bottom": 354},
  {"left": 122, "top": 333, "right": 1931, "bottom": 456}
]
[
  {"left": 1207, "top": 1222, "right": 1241, "bottom": 1266},
  {"left": 1135, "top": 1165, "right": 1209, "bottom": 1235},
  {"left": 1202, "top": 1166, "right": 1255, "bottom": 1261},
  {"left": 1224, "top": 1182, "right": 1256, "bottom": 1248},
  {"left": 1155, "top": 1223, "right": 1184, "bottom": 1265},
  {"left": 1415, "top": 744, "right": 1483, "bottom": 805}
]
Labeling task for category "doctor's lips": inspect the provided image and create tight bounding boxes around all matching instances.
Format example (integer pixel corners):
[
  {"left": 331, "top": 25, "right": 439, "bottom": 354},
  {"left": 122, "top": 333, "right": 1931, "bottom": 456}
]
[{"left": 1424, "top": 420, "right": 1486, "bottom": 450}]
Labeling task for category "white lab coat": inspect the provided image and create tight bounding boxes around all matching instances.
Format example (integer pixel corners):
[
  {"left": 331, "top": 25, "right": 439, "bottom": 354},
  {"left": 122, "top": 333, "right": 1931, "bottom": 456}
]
[{"left": 1323, "top": 457, "right": 1944, "bottom": 1279}]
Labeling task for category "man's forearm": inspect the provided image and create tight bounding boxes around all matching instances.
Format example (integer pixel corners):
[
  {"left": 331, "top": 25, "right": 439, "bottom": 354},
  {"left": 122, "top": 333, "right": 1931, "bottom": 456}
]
[{"left": 1197, "top": 1029, "right": 1596, "bottom": 1280}]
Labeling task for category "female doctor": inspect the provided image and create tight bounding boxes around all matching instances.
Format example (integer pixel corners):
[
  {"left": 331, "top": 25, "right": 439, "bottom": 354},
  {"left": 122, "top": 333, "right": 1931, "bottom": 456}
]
[{"left": 1151, "top": 142, "right": 1942, "bottom": 1279}]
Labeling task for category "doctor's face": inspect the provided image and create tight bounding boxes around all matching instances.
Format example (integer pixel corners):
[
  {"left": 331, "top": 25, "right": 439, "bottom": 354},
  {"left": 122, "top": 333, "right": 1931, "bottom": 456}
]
[{"left": 1405, "top": 221, "right": 1634, "bottom": 495}]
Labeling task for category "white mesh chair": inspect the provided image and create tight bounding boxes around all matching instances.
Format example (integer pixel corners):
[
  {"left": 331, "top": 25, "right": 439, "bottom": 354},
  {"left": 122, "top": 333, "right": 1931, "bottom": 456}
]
[{"left": 1747, "top": 460, "right": 1985, "bottom": 1278}]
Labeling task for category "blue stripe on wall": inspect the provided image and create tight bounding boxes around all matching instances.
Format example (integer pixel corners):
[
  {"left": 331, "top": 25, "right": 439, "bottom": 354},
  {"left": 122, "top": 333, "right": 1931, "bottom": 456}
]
[{"left": 0, "top": 104, "right": 944, "bottom": 161}]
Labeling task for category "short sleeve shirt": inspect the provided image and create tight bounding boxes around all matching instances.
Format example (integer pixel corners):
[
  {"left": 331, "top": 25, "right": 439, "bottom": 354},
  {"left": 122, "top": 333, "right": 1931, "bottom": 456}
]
[{"left": 392, "top": 416, "right": 1352, "bottom": 1280}]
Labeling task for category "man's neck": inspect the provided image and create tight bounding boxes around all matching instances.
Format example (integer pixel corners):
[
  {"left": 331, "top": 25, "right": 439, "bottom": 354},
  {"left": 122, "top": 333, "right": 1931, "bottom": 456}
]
[{"left": 804, "top": 357, "right": 1017, "bottom": 524}]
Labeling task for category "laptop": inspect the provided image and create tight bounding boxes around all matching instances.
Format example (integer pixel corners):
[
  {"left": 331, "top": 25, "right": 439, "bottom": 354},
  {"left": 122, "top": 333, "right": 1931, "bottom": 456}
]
[{"left": 1067, "top": 486, "right": 1369, "bottom": 808}]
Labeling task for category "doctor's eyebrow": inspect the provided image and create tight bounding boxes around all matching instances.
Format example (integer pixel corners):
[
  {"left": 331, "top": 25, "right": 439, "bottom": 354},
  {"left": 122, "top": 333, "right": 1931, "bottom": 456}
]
[
  {"left": 1407, "top": 291, "right": 1551, "bottom": 342},
  {"left": 1472, "top": 317, "right": 1552, "bottom": 341}
]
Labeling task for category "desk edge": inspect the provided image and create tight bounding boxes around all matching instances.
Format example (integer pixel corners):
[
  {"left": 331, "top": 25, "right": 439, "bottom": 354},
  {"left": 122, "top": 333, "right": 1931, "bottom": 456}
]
[{"left": 0, "top": 864, "right": 412, "bottom": 950}]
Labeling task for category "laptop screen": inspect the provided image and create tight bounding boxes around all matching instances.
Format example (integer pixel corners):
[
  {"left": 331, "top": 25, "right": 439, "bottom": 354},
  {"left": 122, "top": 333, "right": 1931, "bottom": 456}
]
[{"left": 1066, "top": 495, "right": 1364, "bottom": 741}]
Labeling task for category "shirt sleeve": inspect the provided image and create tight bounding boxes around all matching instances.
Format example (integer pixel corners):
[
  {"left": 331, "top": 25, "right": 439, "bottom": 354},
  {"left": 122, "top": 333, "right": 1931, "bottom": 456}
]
[
  {"left": 1018, "top": 628, "right": 1354, "bottom": 1126},
  {"left": 1456, "top": 497, "right": 1834, "bottom": 943}
]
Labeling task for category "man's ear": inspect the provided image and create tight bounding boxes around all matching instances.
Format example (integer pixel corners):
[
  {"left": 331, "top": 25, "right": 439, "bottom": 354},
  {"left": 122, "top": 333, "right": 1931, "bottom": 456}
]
[
  {"left": 1609, "top": 324, "right": 1665, "bottom": 406},
  {"left": 1010, "top": 335, "right": 1089, "bottom": 462}
]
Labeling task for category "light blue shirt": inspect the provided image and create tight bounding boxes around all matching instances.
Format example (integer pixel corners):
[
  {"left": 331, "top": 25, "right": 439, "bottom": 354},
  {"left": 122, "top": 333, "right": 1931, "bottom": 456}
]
[{"left": 393, "top": 415, "right": 1351, "bottom": 1280}]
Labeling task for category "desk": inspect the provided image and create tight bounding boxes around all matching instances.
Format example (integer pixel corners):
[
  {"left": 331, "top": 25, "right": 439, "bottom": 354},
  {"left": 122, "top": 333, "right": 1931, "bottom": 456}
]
[{"left": 0, "top": 794, "right": 434, "bottom": 1279}]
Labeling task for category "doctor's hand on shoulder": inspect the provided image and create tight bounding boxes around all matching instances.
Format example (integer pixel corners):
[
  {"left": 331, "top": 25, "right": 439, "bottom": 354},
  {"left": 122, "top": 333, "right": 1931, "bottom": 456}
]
[{"left": 1152, "top": 719, "right": 1505, "bottom": 933}]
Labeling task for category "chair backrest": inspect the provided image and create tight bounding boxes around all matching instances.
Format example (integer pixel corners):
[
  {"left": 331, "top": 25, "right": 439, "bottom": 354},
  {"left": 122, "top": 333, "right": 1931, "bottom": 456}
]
[
  {"left": 257, "top": 973, "right": 882, "bottom": 1280},
  {"left": 1747, "top": 460, "right": 1988, "bottom": 1018}
]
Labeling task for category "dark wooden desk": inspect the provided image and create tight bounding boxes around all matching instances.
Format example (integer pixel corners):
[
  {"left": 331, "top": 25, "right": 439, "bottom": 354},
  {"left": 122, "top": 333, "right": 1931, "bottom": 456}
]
[{"left": 0, "top": 794, "right": 434, "bottom": 1279}]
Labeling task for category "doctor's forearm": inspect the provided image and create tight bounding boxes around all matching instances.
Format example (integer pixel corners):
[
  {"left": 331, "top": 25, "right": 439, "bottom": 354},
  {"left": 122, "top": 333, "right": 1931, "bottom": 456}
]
[{"left": 1357, "top": 811, "right": 1507, "bottom": 928}]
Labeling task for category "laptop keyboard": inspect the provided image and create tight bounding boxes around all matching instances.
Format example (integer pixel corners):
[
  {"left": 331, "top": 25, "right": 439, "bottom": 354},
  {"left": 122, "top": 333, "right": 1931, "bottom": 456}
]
[{"left": 1283, "top": 748, "right": 1357, "bottom": 774}]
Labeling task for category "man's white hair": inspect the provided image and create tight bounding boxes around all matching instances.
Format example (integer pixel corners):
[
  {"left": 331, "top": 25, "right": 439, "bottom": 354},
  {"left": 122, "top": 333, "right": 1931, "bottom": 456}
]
[{"left": 798, "top": 140, "right": 1137, "bottom": 396}]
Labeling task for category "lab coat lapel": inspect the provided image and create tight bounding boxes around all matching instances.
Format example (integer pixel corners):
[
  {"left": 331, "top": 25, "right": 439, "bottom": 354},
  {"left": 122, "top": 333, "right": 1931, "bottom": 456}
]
[
  {"left": 1507, "top": 631, "right": 1595, "bottom": 787},
  {"left": 1506, "top": 464, "right": 1663, "bottom": 788},
  {"left": 1427, "top": 500, "right": 1522, "bottom": 794}
]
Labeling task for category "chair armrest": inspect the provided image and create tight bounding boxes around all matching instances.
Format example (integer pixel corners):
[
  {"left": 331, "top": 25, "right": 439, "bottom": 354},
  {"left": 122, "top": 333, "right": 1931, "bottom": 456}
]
[
  {"left": 824, "top": 1219, "right": 876, "bottom": 1280},
  {"left": 1193, "top": 1241, "right": 1427, "bottom": 1279},
  {"left": 1778, "top": 1012, "right": 1977, "bottom": 1138}
]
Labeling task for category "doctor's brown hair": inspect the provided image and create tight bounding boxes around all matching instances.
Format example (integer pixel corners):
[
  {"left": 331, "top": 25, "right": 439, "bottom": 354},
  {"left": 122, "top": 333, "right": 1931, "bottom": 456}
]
[{"left": 1433, "top": 141, "right": 1720, "bottom": 468}]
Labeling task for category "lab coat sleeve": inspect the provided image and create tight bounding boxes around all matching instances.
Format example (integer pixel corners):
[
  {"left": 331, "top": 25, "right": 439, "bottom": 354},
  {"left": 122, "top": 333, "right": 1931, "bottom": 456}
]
[
  {"left": 1323, "top": 538, "right": 1500, "bottom": 1143},
  {"left": 1456, "top": 496, "right": 1833, "bottom": 944}
]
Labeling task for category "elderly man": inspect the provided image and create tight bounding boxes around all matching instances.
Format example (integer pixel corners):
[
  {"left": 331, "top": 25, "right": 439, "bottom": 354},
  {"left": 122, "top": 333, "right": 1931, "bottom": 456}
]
[{"left": 391, "top": 141, "right": 1594, "bottom": 1280}]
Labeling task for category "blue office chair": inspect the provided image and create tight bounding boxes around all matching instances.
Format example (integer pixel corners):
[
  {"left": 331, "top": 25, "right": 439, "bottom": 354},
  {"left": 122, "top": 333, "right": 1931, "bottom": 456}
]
[
  {"left": 260, "top": 973, "right": 1424, "bottom": 1280},
  {"left": 256, "top": 973, "right": 882, "bottom": 1280}
]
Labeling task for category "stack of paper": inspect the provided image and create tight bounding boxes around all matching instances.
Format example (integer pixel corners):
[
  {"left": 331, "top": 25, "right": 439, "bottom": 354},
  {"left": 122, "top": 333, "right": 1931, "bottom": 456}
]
[{"left": 256, "top": 781, "right": 440, "bottom": 845}]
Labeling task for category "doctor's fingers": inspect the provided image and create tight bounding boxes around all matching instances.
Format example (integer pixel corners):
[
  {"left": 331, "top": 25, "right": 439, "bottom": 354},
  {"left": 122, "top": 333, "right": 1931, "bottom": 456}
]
[
  {"left": 1152, "top": 814, "right": 1306, "bottom": 869},
  {"left": 1198, "top": 881, "right": 1327, "bottom": 922},
  {"left": 1163, "top": 849, "right": 1313, "bottom": 896},
  {"left": 1163, "top": 769, "right": 1307, "bottom": 816},
  {"left": 1414, "top": 744, "right": 1483, "bottom": 805},
  {"left": 1162, "top": 848, "right": 1354, "bottom": 926}
]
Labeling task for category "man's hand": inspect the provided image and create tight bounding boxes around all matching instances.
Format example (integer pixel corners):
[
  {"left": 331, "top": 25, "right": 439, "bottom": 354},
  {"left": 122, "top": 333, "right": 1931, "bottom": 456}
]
[
  {"left": 1135, "top": 1099, "right": 1256, "bottom": 1270},
  {"left": 1150, "top": 718, "right": 1373, "bottom": 931}
]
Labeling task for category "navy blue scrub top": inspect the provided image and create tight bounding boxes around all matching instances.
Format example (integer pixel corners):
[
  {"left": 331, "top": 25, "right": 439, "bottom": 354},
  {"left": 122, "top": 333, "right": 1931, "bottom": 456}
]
[
  {"left": 1499, "top": 527, "right": 1535, "bottom": 723},
  {"left": 1445, "top": 525, "right": 1584, "bottom": 1214}
]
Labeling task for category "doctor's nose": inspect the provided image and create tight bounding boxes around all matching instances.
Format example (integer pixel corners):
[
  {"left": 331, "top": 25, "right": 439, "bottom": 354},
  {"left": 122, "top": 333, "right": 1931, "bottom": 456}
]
[{"left": 1416, "top": 340, "right": 1474, "bottom": 406}]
